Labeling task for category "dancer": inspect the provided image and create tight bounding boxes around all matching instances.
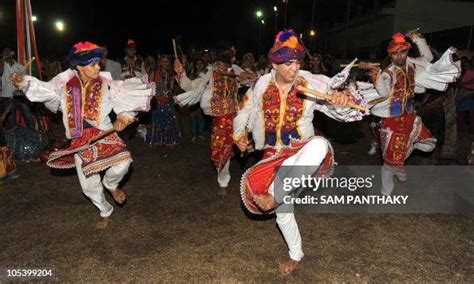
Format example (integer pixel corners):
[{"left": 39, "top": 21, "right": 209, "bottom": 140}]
[
  {"left": 10, "top": 41, "right": 153, "bottom": 228},
  {"left": 359, "top": 30, "right": 460, "bottom": 194},
  {"left": 174, "top": 47, "right": 240, "bottom": 196},
  {"left": 234, "top": 29, "right": 367, "bottom": 274}
]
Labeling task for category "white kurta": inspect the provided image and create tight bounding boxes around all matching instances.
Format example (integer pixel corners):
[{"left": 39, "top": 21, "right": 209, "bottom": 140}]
[
  {"left": 175, "top": 66, "right": 240, "bottom": 117},
  {"left": 233, "top": 67, "right": 368, "bottom": 150},
  {"left": 2, "top": 62, "right": 25, "bottom": 98},
  {"left": 360, "top": 38, "right": 461, "bottom": 118},
  {"left": 19, "top": 70, "right": 153, "bottom": 217},
  {"left": 105, "top": 59, "right": 122, "bottom": 80},
  {"left": 234, "top": 65, "right": 367, "bottom": 261},
  {"left": 19, "top": 69, "right": 153, "bottom": 139}
]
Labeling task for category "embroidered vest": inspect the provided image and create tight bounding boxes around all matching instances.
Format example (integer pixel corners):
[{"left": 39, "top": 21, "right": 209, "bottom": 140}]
[
  {"left": 387, "top": 64, "right": 415, "bottom": 116},
  {"left": 210, "top": 70, "right": 238, "bottom": 117},
  {"left": 65, "top": 76, "right": 104, "bottom": 138},
  {"left": 120, "top": 57, "right": 144, "bottom": 79},
  {"left": 262, "top": 76, "right": 307, "bottom": 146}
]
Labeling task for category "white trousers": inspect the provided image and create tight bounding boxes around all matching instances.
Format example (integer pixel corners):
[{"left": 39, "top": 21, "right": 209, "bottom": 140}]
[
  {"left": 74, "top": 154, "right": 131, "bottom": 217},
  {"left": 217, "top": 159, "right": 231, "bottom": 188},
  {"left": 269, "top": 137, "right": 330, "bottom": 261}
]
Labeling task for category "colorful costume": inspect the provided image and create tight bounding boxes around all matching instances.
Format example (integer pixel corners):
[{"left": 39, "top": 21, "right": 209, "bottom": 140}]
[
  {"left": 18, "top": 42, "right": 153, "bottom": 217},
  {"left": 146, "top": 69, "right": 179, "bottom": 146},
  {"left": 234, "top": 30, "right": 367, "bottom": 262},
  {"left": 362, "top": 33, "right": 461, "bottom": 193},
  {"left": 175, "top": 52, "right": 238, "bottom": 189}
]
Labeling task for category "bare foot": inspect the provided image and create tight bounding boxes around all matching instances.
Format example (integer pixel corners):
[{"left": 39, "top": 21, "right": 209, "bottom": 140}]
[
  {"left": 110, "top": 188, "right": 126, "bottom": 205},
  {"left": 216, "top": 187, "right": 227, "bottom": 196},
  {"left": 279, "top": 259, "right": 299, "bottom": 274},
  {"left": 96, "top": 216, "right": 109, "bottom": 229},
  {"left": 253, "top": 194, "right": 276, "bottom": 211}
]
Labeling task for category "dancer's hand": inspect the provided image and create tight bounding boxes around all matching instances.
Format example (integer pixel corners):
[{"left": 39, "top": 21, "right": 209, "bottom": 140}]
[
  {"left": 174, "top": 60, "right": 184, "bottom": 76},
  {"left": 406, "top": 29, "right": 422, "bottom": 40},
  {"left": 331, "top": 90, "right": 354, "bottom": 107},
  {"left": 9, "top": 72, "right": 24, "bottom": 88},
  {"left": 235, "top": 135, "right": 249, "bottom": 152},
  {"left": 238, "top": 71, "right": 256, "bottom": 82},
  {"left": 114, "top": 115, "right": 134, "bottom": 132}
]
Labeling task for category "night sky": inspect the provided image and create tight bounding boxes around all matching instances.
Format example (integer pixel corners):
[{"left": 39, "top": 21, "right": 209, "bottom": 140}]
[{"left": 0, "top": 0, "right": 345, "bottom": 60}]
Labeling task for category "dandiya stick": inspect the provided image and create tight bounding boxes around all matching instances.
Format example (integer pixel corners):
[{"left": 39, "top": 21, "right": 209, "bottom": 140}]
[
  {"left": 172, "top": 39, "right": 180, "bottom": 64},
  {"left": 90, "top": 118, "right": 137, "bottom": 144},
  {"left": 23, "top": 56, "right": 36, "bottom": 70},
  {"left": 339, "top": 62, "right": 380, "bottom": 67},
  {"left": 295, "top": 85, "right": 367, "bottom": 112}
]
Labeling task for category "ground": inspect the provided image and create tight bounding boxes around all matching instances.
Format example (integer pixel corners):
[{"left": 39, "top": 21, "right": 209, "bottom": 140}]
[{"left": 0, "top": 120, "right": 473, "bottom": 282}]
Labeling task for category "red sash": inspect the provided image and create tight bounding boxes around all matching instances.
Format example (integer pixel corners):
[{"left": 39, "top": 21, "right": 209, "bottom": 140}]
[{"left": 47, "top": 128, "right": 132, "bottom": 177}]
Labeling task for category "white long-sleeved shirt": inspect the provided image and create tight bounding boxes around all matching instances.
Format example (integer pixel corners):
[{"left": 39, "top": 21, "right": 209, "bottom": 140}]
[
  {"left": 104, "top": 59, "right": 122, "bottom": 80},
  {"left": 233, "top": 69, "right": 368, "bottom": 150},
  {"left": 2, "top": 62, "right": 25, "bottom": 98},
  {"left": 175, "top": 66, "right": 239, "bottom": 117},
  {"left": 19, "top": 69, "right": 153, "bottom": 139},
  {"left": 364, "top": 38, "right": 461, "bottom": 117}
]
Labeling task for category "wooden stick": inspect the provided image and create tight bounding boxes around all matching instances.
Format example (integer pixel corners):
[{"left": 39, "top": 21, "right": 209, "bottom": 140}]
[
  {"left": 24, "top": 56, "right": 36, "bottom": 70},
  {"left": 12, "top": 57, "right": 36, "bottom": 73},
  {"left": 339, "top": 62, "right": 380, "bottom": 67},
  {"left": 90, "top": 128, "right": 116, "bottom": 144},
  {"left": 295, "top": 85, "right": 367, "bottom": 112},
  {"left": 90, "top": 117, "right": 138, "bottom": 144},
  {"left": 405, "top": 27, "right": 420, "bottom": 35},
  {"left": 172, "top": 39, "right": 180, "bottom": 64}
]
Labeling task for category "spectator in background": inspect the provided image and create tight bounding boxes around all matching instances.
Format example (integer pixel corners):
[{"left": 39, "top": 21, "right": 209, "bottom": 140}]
[
  {"left": 144, "top": 56, "right": 156, "bottom": 78},
  {"left": 309, "top": 53, "right": 328, "bottom": 75},
  {"left": 119, "top": 40, "right": 146, "bottom": 142},
  {"left": 120, "top": 39, "right": 146, "bottom": 79},
  {"left": 322, "top": 54, "right": 333, "bottom": 75},
  {"left": 1, "top": 48, "right": 34, "bottom": 129},
  {"left": 457, "top": 58, "right": 474, "bottom": 135},
  {"left": 202, "top": 50, "right": 212, "bottom": 68},
  {"left": 241, "top": 53, "right": 259, "bottom": 75},
  {"left": 100, "top": 47, "right": 121, "bottom": 80},
  {"left": 188, "top": 57, "right": 207, "bottom": 142},
  {"left": 256, "top": 54, "right": 270, "bottom": 75},
  {"left": 146, "top": 55, "right": 180, "bottom": 147}
]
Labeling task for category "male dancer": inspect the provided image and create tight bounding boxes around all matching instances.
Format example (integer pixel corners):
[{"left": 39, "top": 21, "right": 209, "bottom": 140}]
[
  {"left": 234, "top": 29, "right": 367, "bottom": 274},
  {"left": 11, "top": 42, "right": 153, "bottom": 228}
]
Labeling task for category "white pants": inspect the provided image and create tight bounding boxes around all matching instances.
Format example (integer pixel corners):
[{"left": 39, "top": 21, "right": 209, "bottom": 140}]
[
  {"left": 217, "top": 159, "right": 231, "bottom": 188},
  {"left": 74, "top": 154, "right": 131, "bottom": 217},
  {"left": 270, "top": 137, "right": 330, "bottom": 261}
]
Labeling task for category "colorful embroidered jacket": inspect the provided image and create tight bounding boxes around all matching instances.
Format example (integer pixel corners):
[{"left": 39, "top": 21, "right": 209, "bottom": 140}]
[
  {"left": 233, "top": 69, "right": 367, "bottom": 150},
  {"left": 20, "top": 70, "right": 153, "bottom": 139},
  {"left": 120, "top": 57, "right": 146, "bottom": 80},
  {"left": 175, "top": 66, "right": 238, "bottom": 117},
  {"left": 364, "top": 38, "right": 461, "bottom": 118}
]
